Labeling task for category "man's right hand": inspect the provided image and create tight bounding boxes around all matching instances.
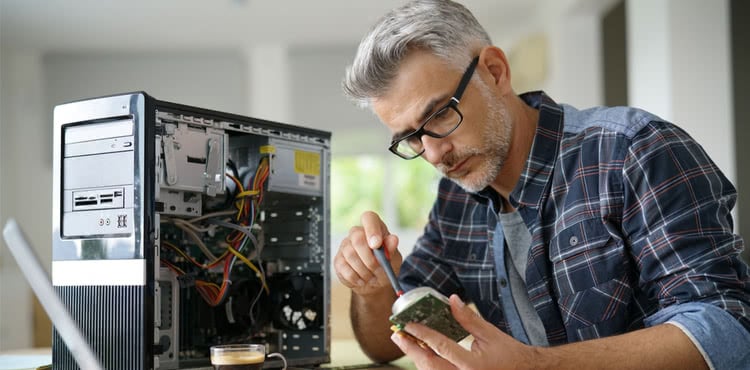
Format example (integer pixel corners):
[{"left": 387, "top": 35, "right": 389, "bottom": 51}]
[{"left": 334, "top": 211, "right": 403, "bottom": 297}]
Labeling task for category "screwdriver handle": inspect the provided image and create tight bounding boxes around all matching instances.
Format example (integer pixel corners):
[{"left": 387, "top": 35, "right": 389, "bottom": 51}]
[{"left": 373, "top": 247, "right": 404, "bottom": 297}]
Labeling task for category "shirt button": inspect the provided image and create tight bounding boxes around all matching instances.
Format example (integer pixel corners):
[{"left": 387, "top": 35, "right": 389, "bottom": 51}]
[
  {"left": 569, "top": 235, "right": 579, "bottom": 246},
  {"left": 499, "top": 278, "right": 508, "bottom": 288}
]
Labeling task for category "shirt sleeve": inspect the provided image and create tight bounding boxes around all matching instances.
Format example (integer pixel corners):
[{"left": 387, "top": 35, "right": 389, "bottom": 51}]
[
  {"left": 622, "top": 121, "right": 750, "bottom": 366},
  {"left": 645, "top": 302, "right": 750, "bottom": 370}
]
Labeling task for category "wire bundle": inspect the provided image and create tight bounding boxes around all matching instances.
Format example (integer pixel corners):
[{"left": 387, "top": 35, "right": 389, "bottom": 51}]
[{"left": 160, "top": 156, "right": 271, "bottom": 309}]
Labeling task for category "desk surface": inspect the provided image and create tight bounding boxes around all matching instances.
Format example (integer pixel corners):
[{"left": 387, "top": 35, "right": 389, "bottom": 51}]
[
  {"left": 0, "top": 339, "right": 415, "bottom": 370},
  {"left": 325, "top": 338, "right": 415, "bottom": 369}
]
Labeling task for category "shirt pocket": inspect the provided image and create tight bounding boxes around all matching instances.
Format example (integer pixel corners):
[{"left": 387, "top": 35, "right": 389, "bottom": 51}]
[
  {"left": 549, "top": 218, "right": 636, "bottom": 341},
  {"left": 549, "top": 218, "right": 625, "bottom": 297},
  {"left": 561, "top": 277, "right": 636, "bottom": 342}
]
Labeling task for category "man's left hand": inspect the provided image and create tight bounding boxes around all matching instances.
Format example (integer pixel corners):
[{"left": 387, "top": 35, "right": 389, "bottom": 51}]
[{"left": 390, "top": 294, "right": 538, "bottom": 370}]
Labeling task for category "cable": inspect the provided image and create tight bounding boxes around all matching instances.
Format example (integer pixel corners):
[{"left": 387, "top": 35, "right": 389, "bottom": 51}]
[
  {"left": 162, "top": 241, "right": 224, "bottom": 269},
  {"left": 170, "top": 218, "right": 214, "bottom": 233},
  {"left": 225, "top": 245, "right": 269, "bottom": 294},
  {"left": 186, "top": 209, "right": 237, "bottom": 223},
  {"left": 160, "top": 258, "right": 185, "bottom": 275},
  {"left": 205, "top": 219, "right": 259, "bottom": 256},
  {"left": 157, "top": 155, "right": 273, "bottom": 309},
  {"left": 170, "top": 220, "right": 218, "bottom": 261}
]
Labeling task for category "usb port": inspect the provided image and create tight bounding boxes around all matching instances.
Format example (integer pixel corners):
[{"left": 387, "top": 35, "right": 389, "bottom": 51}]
[{"left": 72, "top": 188, "right": 125, "bottom": 211}]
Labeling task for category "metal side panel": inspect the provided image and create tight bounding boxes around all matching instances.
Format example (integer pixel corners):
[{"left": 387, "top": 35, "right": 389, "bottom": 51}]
[{"left": 53, "top": 285, "right": 146, "bottom": 370}]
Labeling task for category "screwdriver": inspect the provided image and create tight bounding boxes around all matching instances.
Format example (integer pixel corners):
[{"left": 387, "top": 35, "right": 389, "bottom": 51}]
[{"left": 373, "top": 246, "right": 404, "bottom": 297}]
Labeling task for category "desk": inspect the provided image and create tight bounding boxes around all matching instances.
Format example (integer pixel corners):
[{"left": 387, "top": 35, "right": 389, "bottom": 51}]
[
  {"left": 326, "top": 338, "right": 415, "bottom": 369},
  {"left": 0, "top": 340, "right": 415, "bottom": 370}
]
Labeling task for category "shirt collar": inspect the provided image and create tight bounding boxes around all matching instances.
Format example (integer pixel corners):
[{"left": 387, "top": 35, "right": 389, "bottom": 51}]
[
  {"left": 471, "top": 91, "right": 564, "bottom": 210},
  {"left": 510, "top": 91, "right": 564, "bottom": 209}
]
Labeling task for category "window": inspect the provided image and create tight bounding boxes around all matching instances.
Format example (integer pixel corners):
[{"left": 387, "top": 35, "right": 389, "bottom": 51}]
[
  {"left": 392, "top": 157, "right": 441, "bottom": 229},
  {"left": 331, "top": 155, "right": 440, "bottom": 235},
  {"left": 331, "top": 156, "right": 385, "bottom": 234}
]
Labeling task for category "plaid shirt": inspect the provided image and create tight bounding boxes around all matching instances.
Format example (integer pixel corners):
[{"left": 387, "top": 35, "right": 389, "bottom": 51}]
[{"left": 399, "top": 92, "right": 750, "bottom": 364}]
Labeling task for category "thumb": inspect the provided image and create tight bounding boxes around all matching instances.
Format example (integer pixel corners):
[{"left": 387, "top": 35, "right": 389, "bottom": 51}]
[{"left": 449, "top": 294, "right": 489, "bottom": 342}]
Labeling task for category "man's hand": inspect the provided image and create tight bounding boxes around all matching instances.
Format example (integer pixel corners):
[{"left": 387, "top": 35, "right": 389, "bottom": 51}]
[
  {"left": 334, "top": 211, "right": 402, "bottom": 297},
  {"left": 391, "top": 294, "right": 536, "bottom": 370},
  {"left": 333, "top": 211, "right": 406, "bottom": 363},
  {"left": 392, "top": 294, "right": 710, "bottom": 370}
]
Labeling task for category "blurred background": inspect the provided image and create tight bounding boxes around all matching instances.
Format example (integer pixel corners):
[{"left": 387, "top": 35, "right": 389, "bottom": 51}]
[{"left": 1, "top": 0, "right": 748, "bottom": 351}]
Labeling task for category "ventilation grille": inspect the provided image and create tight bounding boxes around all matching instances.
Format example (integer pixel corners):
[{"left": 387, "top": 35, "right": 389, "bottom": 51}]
[{"left": 53, "top": 285, "right": 147, "bottom": 369}]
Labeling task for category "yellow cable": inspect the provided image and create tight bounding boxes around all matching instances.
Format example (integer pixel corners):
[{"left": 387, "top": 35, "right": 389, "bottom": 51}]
[
  {"left": 236, "top": 190, "right": 260, "bottom": 198},
  {"left": 226, "top": 247, "right": 270, "bottom": 294},
  {"left": 162, "top": 241, "right": 225, "bottom": 268}
]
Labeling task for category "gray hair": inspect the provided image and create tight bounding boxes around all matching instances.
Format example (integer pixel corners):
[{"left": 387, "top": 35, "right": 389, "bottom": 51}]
[{"left": 342, "top": 0, "right": 492, "bottom": 109}]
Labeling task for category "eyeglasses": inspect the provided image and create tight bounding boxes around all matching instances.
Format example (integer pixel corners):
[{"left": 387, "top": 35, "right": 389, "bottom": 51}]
[{"left": 388, "top": 56, "right": 479, "bottom": 160}]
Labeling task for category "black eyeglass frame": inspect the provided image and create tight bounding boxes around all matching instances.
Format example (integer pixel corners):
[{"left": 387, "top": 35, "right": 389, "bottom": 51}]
[{"left": 388, "top": 56, "right": 480, "bottom": 160}]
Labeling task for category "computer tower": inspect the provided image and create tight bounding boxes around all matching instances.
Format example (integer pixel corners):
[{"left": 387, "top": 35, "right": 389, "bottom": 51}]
[{"left": 51, "top": 92, "right": 331, "bottom": 369}]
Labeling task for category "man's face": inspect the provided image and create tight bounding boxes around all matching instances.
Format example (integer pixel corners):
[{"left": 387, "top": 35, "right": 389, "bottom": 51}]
[{"left": 373, "top": 51, "right": 512, "bottom": 192}]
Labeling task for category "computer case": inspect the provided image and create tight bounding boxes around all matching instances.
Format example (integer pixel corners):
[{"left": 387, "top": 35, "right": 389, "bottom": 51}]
[{"left": 51, "top": 92, "right": 331, "bottom": 369}]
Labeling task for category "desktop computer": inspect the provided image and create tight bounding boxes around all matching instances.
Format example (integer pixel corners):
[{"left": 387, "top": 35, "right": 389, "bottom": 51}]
[{"left": 51, "top": 92, "right": 331, "bottom": 369}]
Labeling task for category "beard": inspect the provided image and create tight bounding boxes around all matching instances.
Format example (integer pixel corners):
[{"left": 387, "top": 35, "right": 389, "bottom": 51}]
[{"left": 436, "top": 80, "right": 512, "bottom": 193}]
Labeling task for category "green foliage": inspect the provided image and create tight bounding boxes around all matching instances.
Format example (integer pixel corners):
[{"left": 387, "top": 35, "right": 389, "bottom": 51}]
[
  {"left": 393, "top": 159, "right": 440, "bottom": 229},
  {"left": 331, "top": 155, "right": 440, "bottom": 234},
  {"left": 331, "top": 156, "right": 385, "bottom": 234}
]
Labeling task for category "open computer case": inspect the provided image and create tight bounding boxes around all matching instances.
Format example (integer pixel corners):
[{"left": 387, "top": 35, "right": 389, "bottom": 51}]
[{"left": 51, "top": 92, "right": 331, "bottom": 369}]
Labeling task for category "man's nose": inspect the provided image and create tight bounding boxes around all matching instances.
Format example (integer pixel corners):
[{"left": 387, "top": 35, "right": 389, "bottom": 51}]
[{"left": 420, "top": 135, "right": 450, "bottom": 165}]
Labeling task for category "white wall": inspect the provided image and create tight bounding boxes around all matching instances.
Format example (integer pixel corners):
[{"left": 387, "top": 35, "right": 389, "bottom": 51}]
[
  {"left": 627, "top": 0, "right": 736, "bottom": 193},
  {"left": 246, "top": 45, "right": 291, "bottom": 123},
  {"left": 289, "top": 45, "right": 390, "bottom": 156},
  {"left": 0, "top": 50, "right": 46, "bottom": 350},
  {"left": 44, "top": 52, "right": 248, "bottom": 116},
  {"left": 669, "top": 1, "right": 734, "bottom": 185},
  {"left": 543, "top": 11, "right": 605, "bottom": 107},
  {"left": 489, "top": 0, "right": 617, "bottom": 108}
]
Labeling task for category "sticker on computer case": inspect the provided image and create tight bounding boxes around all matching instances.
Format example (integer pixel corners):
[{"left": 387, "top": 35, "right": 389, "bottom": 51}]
[{"left": 294, "top": 150, "right": 321, "bottom": 190}]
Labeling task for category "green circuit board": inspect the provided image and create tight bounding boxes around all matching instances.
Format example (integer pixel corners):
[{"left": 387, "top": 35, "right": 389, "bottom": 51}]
[{"left": 389, "top": 293, "right": 469, "bottom": 342}]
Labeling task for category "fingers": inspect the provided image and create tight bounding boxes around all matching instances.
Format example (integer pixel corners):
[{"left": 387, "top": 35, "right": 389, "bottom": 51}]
[
  {"left": 391, "top": 331, "right": 456, "bottom": 370},
  {"left": 335, "top": 231, "right": 378, "bottom": 285},
  {"left": 333, "top": 211, "right": 401, "bottom": 294},
  {"left": 398, "top": 296, "right": 485, "bottom": 369},
  {"left": 333, "top": 236, "right": 370, "bottom": 287},
  {"left": 448, "top": 294, "right": 490, "bottom": 342},
  {"left": 399, "top": 323, "right": 465, "bottom": 370},
  {"left": 361, "top": 211, "right": 390, "bottom": 249}
]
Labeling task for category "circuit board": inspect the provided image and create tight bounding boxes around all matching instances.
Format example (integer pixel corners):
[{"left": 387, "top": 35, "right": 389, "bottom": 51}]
[{"left": 389, "top": 293, "right": 469, "bottom": 342}]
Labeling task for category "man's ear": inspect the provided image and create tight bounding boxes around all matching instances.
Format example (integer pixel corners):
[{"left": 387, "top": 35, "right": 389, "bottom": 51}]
[{"left": 478, "top": 46, "right": 513, "bottom": 95}]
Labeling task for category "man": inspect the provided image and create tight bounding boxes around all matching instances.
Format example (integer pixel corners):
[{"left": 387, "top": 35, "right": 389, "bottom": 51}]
[{"left": 333, "top": 0, "right": 750, "bottom": 369}]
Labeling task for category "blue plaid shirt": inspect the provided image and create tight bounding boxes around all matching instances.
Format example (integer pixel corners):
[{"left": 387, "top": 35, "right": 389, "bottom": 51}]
[{"left": 399, "top": 92, "right": 750, "bottom": 368}]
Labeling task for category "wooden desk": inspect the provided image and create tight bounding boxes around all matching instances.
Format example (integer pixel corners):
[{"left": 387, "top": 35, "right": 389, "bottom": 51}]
[
  {"left": 326, "top": 338, "right": 415, "bottom": 369},
  {"left": 0, "top": 340, "right": 415, "bottom": 370}
]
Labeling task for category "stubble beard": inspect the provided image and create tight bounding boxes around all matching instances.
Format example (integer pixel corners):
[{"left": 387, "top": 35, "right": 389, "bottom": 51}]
[{"left": 437, "top": 82, "right": 512, "bottom": 193}]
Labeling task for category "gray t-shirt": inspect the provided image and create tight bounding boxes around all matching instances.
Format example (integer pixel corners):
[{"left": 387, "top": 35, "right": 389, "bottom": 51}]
[{"left": 499, "top": 210, "right": 549, "bottom": 346}]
